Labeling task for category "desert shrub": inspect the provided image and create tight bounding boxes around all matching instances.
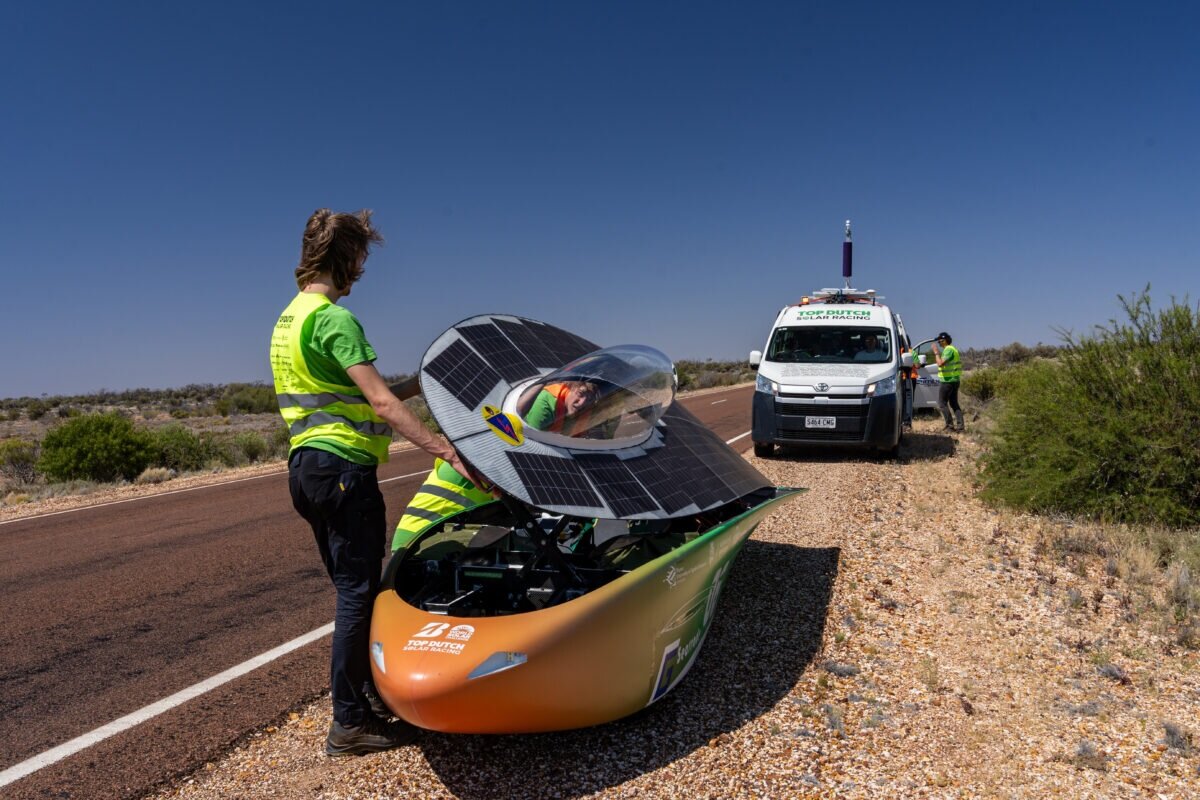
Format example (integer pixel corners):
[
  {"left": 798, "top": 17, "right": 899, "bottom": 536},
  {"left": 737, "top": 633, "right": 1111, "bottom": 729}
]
[
  {"left": 217, "top": 383, "right": 276, "bottom": 416},
  {"left": 979, "top": 290, "right": 1200, "bottom": 527},
  {"left": 199, "top": 434, "right": 244, "bottom": 468},
  {"left": 135, "top": 467, "right": 173, "bottom": 484},
  {"left": 271, "top": 424, "right": 291, "bottom": 455},
  {"left": 26, "top": 399, "right": 50, "bottom": 420},
  {"left": 38, "top": 412, "right": 154, "bottom": 482},
  {"left": 961, "top": 367, "right": 1002, "bottom": 403},
  {"left": 0, "top": 438, "right": 40, "bottom": 485},
  {"left": 234, "top": 432, "right": 268, "bottom": 463},
  {"left": 151, "top": 424, "right": 208, "bottom": 472}
]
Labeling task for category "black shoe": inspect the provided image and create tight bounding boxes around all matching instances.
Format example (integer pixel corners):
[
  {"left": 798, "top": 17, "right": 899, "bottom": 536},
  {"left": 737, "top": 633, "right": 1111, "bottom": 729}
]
[
  {"left": 325, "top": 716, "right": 418, "bottom": 756},
  {"left": 364, "top": 687, "right": 392, "bottom": 719}
]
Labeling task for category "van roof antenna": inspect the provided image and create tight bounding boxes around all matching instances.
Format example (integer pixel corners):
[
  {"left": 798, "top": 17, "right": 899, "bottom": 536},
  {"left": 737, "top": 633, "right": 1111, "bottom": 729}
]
[{"left": 842, "top": 219, "right": 852, "bottom": 290}]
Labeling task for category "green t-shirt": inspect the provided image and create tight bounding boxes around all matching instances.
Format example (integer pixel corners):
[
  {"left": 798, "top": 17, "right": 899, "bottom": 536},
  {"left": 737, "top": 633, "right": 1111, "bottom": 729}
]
[
  {"left": 299, "top": 302, "right": 380, "bottom": 464},
  {"left": 525, "top": 388, "right": 560, "bottom": 431}
]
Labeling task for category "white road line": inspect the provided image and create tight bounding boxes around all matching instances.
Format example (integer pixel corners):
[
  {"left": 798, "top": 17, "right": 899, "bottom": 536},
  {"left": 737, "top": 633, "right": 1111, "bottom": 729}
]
[
  {"left": 710, "top": 398, "right": 727, "bottom": 405},
  {"left": 725, "top": 431, "right": 751, "bottom": 444},
  {"left": 0, "top": 623, "right": 335, "bottom": 789},
  {"left": 379, "top": 469, "right": 430, "bottom": 484}
]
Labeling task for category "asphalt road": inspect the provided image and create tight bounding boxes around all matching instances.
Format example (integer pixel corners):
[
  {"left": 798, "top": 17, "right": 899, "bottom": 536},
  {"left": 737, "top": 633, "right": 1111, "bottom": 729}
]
[{"left": 0, "top": 385, "right": 755, "bottom": 800}]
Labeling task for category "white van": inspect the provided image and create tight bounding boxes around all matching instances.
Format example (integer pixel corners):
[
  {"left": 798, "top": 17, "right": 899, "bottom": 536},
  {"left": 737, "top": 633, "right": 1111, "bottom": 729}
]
[{"left": 749, "top": 288, "right": 915, "bottom": 458}]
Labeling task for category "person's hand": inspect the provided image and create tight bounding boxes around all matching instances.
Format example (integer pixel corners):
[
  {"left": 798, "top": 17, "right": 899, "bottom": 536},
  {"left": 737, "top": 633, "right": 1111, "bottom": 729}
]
[{"left": 447, "top": 451, "right": 501, "bottom": 497}]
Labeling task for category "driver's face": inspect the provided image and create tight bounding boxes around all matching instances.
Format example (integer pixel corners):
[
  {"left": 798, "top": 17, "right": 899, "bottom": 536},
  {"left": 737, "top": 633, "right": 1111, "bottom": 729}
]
[
  {"left": 865, "top": 337, "right": 877, "bottom": 349},
  {"left": 565, "top": 386, "right": 595, "bottom": 413}
]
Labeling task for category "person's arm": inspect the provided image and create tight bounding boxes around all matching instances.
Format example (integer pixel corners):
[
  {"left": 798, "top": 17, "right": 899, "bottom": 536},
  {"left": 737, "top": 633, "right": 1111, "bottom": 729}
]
[
  {"left": 930, "top": 342, "right": 947, "bottom": 367},
  {"left": 346, "top": 362, "right": 478, "bottom": 482}
]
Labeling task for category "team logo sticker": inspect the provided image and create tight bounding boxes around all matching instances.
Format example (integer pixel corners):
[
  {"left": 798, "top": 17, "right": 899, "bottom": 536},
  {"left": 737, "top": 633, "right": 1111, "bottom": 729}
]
[{"left": 482, "top": 405, "right": 523, "bottom": 446}]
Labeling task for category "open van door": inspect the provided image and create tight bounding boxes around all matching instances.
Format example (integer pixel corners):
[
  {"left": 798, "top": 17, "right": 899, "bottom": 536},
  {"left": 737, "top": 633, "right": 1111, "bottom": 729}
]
[{"left": 911, "top": 339, "right": 942, "bottom": 410}]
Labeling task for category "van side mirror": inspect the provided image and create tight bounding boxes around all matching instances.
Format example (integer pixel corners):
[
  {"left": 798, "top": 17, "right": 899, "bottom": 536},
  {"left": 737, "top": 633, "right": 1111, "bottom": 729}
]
[
  {"left": 918, "top": 354, "right": 927, "bottom": 366},
  {"left": 749, "top": 350, "right": 762, "bottom": 367},
  {"left": 901, "top": 352, "right": 913, "bottom": 368}
]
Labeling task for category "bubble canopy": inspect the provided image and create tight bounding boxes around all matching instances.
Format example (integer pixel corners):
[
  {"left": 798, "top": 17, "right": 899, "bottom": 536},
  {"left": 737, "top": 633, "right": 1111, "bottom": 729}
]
[{"left": 508, "top": 345, "right": 675, "bottom": 448}]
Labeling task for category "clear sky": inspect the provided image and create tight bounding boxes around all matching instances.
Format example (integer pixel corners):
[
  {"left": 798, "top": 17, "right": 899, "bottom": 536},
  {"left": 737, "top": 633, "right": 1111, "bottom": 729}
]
[{"left": 3, "top": 1, "right": 1197, "bottom": 398}]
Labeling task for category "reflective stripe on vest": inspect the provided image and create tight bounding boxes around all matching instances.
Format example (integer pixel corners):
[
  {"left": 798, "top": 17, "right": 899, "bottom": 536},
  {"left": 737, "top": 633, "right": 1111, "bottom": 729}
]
[
  {"left": 938, "top": 345, "right": 962, "bottom": 382},
  {"left": 270, "top": 292, "right": 392, "bottom": 462},
  {"left": 393, "top": 458, "right": 494, "bottom": 548}
]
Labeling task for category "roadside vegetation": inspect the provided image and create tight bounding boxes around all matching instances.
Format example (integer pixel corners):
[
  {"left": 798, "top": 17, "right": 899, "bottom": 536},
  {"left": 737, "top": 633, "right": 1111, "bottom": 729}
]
[
  {"left": 959, "top": 289, "right": 1199, "bottom": 650},
  {"left": 0, "top": 375, "right": 427, "bottom": 507}
]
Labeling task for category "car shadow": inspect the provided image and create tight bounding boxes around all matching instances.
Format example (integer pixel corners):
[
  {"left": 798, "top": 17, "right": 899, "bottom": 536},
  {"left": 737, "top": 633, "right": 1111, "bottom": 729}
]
[
  {"left": 770, "top": 430, "right": 957, "bottom": 464},
  {"left": 420, "top": 539, "right": 839, "bottom": 798}
]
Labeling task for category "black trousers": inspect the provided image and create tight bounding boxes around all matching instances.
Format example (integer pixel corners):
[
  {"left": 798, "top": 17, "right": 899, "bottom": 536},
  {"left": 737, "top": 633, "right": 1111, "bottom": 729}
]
[
  {"left": 288, "top": 447, "right": 386, "bottom": 726},
  {"left": 938, "top": 381, "right": 962, "bottom": 427}
]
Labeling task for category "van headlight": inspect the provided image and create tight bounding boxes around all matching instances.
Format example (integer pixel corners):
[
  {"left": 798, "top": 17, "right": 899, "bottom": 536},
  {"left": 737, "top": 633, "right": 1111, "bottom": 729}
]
[
  {"left": 866, "top": 375, "right": 896, "bottom": 396},
  {"left": 756, "top": 373, "right": 779, "bottom": 396}
]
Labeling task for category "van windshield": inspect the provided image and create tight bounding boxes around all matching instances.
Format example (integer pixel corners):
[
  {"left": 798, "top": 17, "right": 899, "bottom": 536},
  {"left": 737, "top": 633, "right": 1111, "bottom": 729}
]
[{"left": 766, "top": 326, "right": 891, "bottom": 364}]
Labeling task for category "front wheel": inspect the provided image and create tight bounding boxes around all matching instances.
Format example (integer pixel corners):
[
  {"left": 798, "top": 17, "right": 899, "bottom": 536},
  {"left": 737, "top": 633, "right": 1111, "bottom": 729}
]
[{"left": 753, "top": 442, "right": 774, "bottom": 458}]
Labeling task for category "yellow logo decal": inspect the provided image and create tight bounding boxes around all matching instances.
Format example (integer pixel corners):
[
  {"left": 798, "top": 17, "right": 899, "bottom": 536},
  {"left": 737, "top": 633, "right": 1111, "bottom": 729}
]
[{"left": 481, "top": 405, "right": 523, "bottom": 446}]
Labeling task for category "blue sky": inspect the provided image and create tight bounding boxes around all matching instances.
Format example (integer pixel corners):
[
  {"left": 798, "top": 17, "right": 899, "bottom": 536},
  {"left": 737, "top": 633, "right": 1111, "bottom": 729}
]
[{"left": 3, "top": 2, "right": 1197, "bottom": 398}]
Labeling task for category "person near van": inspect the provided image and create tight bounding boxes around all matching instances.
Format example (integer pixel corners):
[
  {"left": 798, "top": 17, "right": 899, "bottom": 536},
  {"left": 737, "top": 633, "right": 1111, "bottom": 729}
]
[
  {"left": 930, "top": 331, "right": 964, "bottom": 431},
  {"left": 271, "top": 208, "right": 477, "bottom": 756}
]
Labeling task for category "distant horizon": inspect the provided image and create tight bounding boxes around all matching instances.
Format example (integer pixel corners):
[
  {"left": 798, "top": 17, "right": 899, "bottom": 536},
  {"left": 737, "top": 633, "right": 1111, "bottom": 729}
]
[{"left": 3, "top": 330, "right": 1078, "bottom": 403}]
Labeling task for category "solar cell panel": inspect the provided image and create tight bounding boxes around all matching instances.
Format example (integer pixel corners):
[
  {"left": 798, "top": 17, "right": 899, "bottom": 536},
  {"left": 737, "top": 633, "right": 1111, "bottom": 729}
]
[
  {"left": 575, "top": 453, "right": 660, "bottom": 517},
  {"left": 507, "top": 451, "right": 602, "bottom": 509},
  {"left": 423, "top": 339, "right": 502, "bottom": 410},
  {"left": 493, "top": 318, "right": 560, "bottom": 369},
  {"left": 458, "top": 322, "right": 539, "bottom": 382}
]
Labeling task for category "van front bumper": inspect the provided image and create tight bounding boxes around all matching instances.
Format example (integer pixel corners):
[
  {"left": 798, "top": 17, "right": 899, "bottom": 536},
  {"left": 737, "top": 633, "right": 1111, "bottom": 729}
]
[{"left": 752, "top": 392, "right": 898, "bottom": 448}]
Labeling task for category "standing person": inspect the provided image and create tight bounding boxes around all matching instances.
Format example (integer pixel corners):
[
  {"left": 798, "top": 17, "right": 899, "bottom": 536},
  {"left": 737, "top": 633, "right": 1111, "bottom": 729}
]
[
  {"left": 270, "top": 208, "right": 475, "bottom": 756},
  {"left": 930, "top": 331, "right": 964, "bottom": 431}
]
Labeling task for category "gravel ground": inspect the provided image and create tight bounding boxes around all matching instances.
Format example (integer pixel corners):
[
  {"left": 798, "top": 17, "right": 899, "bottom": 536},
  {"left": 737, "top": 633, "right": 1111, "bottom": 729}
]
[{"left": 139, "top": 416, "right": 1195, "bottom": 798}]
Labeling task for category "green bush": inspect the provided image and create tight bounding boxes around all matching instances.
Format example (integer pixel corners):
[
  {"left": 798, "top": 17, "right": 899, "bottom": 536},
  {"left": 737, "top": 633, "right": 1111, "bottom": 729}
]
[
  {"left": 26, "top": 399, "right": 50, "bottom": 420},
  {"left": 271, "top": 424, "right": 291, "bottom": 457},
  {"left": 979, "top": 290, "right": 1200, "bottom": 527},
  {"left": 0, "top": 439, "right": 40, "bottom": 485},
  {"left": 199, "top": 434, "right": 244, "bottom": 468},
  {"left": 38, "top": 413, "right": 154, "bottom": 483},
  {"left": 151, "top": 424, "right": 208, "bottom": 472},
  {"left": 234, "top": 432, "right": 268, "bottom": 463}
]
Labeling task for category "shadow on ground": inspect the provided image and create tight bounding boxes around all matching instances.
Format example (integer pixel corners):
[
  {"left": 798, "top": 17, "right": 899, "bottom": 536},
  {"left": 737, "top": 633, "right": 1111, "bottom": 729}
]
[
  {"left": 420, "top": 539, "right": 839, "bottom": 799},
  {"left": 771, "top": 429, "right": 956, "bottom": 464}
]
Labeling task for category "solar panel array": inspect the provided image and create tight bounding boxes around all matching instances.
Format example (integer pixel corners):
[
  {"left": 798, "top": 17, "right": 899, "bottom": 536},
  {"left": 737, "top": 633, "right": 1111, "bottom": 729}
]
[
  {"left": 420, "top": 314, "right": 771, "bottom": 519},
  {"left": 422, "top": 339, "right": 501, "bottom": 411}
]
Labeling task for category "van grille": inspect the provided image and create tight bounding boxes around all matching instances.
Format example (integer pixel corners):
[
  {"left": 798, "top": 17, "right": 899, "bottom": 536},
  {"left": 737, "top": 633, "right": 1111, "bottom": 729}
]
[{"left": 775, "top": 402, "right": 869, "bottom": 419}]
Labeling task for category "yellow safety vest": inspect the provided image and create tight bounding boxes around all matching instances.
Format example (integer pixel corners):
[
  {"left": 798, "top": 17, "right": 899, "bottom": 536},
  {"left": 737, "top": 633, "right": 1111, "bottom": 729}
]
[
  {"left": 270, "top": 292, "right": 392, "bottom": 463},
  {"left": 392, "top": 458, "right": 495, "bottom": 550},
  {"left": 938, "top": 344, "right": 962, "bottom": 382}
]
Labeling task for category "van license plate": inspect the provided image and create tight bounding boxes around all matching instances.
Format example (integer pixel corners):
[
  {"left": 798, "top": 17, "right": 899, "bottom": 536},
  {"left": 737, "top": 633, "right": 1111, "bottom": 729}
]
[{"left": 805, "top": 416, "right": 836, "bottom": 429}]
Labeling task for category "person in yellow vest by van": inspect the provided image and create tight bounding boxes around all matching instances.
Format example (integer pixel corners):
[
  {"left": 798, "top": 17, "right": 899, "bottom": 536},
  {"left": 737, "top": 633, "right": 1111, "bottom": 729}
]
[
  {"left": 930, "top": 331, "right": 964, "bottom": 432},
  {"left": 270, "top": 208, "right": 478, "bottom": 757}
]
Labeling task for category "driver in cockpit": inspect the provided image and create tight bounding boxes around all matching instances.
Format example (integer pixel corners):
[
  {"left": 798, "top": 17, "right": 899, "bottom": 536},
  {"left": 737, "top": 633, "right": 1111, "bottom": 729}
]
[{"left": 523, "top": 380, "right": 599, "bottom": 435}]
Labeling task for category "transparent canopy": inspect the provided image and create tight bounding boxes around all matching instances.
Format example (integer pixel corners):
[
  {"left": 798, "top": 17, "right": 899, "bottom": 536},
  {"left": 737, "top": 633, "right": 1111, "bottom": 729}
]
[{"left": 512, "top": 345, "right": 676, "bottom": 445}]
